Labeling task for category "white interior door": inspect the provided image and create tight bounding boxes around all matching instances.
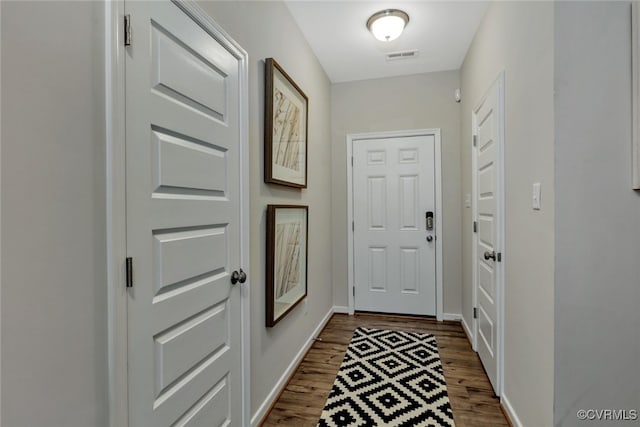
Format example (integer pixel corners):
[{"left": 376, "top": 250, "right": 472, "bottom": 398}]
[
  {"left": 473, "top": 76, "right": 503, "bottom": 394},
  {"left": 353, "top": 135, "right": 436, "bottom": 316},
  {"left": 125, "top": 2, "right": 244, "bottom": 425}
]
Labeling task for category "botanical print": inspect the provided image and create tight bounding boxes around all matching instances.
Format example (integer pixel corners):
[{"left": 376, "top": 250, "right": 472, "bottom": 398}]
[
  {"left": 266, "top": 204, "right": 307, "bottom": 327},
  {"left": 265, "top": 58, "right": 307, "bottom": 188},
  {"left": 274, "top": 221, "right": 302, "bottom": 299},
  {"left": 273, "top": 87, "right": 302, "bottom": 172}
]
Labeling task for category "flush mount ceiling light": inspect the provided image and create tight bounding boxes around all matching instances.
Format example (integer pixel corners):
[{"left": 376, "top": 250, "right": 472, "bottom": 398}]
[{"left": 367, "top": 9, "right": 410, "bottom": 42}]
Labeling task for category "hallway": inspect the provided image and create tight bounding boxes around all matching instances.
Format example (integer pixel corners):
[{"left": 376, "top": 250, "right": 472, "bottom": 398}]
[
  {"left": 262, "top": 314, "right": 509, "bottom": 426},
  {"left": 3, "top": 2, "right": 640, "bottom": 426}
]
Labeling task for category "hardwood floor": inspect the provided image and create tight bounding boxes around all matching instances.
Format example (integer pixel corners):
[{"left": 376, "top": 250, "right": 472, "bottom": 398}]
[{"left": 261, "top": 313, "right": 509, "bottom": 427}]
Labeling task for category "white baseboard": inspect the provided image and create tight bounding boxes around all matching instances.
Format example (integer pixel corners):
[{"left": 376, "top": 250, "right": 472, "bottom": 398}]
[
  {"left": 332, "top": 305, "right": 349, "bottom": 314},
  {"left": 501, "top": 392, "right": 523, "bottom": 427},
  {"left": 461, "top": 315, "right": 474, "bottom": 345},
  {"left": 442, "top": 313, "right": 461, "bottom": 321},
  {"left": 250, "top": 307, "right": 334, "bottom": 427}
]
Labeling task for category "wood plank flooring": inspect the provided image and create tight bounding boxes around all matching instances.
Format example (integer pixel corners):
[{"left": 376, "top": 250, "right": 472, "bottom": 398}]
[{"left": 261, "top": 313, "right": 508, "bottom": 427}]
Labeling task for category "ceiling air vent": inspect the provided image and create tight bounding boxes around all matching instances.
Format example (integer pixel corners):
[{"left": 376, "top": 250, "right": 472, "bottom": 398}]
[{"left": 385, "top": 49, "right": 419, "bottom": 61}]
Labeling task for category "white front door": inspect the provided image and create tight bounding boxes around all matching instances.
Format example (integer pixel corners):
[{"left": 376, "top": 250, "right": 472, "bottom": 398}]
[
  {"left": 125, "top": 1, "right": 244, "bottom": 425},
  {"left": 473, "top": 75, "right": 504, "bottom": 394},
  {"left": 353, "top": 135, "right": 437, "bottom": 316}
]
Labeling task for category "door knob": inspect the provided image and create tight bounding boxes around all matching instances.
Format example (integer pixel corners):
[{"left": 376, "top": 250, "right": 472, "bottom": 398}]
[
  {"left": 484, "top": 251, "right": 496, "bottom": 261},
  {"left": 231, "top": 270, "right": 239, "bottom": 285},
  {"left": 231, "top": 268, "right": 247, "bottom": 285},
  {"left": 426, "top": 235, "right": 433, "bottom": 242}
]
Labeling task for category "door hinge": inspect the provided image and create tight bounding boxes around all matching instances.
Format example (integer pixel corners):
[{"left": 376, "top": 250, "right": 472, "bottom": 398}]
[
  {"left": 353, "top": 286, "right": 355, "bottom": 297},
  {"left": 473, "top": 221, "right": 477, "bottom": 233},
  {"left": 125, "top": 257, "right": 133, "bottom": 288},
  {"left": 497, "top": 252, "right": 502, "bottom": 262},
  {"left": 473, "top": 135, "right": 477, "bottom": 147},
  {"left": 352, "top": 221, "right": 354, "bottom": 232},
  {"left": 351, "top": 156, "right": 354, "bottom": 167},
  {"left": 473, "top": 307, "right": 478, "bottom": 319},
  {"left": 124, "top": 14, "right": 132, "bottom": 46}
]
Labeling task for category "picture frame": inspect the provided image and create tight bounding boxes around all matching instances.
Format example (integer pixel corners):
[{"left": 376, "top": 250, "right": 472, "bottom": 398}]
[
  {"left": 264, "top": 58, "right": 308, "bottom": 188},
  {"left": 266, "top": 205, "right": 309, "bottom": 327}
]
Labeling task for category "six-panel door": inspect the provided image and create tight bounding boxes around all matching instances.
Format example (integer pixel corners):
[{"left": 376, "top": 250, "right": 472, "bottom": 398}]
[{"left": 353, "top": 135, "right": 437, "bottom": 316}]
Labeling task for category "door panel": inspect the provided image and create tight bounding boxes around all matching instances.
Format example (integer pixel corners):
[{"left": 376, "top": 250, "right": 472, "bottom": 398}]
[
  {"left": 152, "top": 130, "right": 227, "bottom": 194},
  {"left": 151, "top": 24, "right": 227, "bottom": 118},
  {"left": 478, "top": 306, "right": 494, "bottom": 354},
  {"left": 399, "top": 248, "right": 419, "bottom": 292},
  {"left": 153, "top": 226, "right": 227, "bottom": 294},
  {"left": 154, "top": 302, "right": 228, "bottom": 396},
  {"left": 125, "top": 2, "right": 242, "bottom": 425},
  {"left": 353, "top": 135, "right": 436, "bottom": 315},
  {"left": 399, "top": 175, "right": 419, "bottom": 229},
  {"left": 172, "top": 377, "right": 229, "bottom": 427},
  {"left": 473, "top": 79, "right": 502, "bottom": 393},
  {"left": 367, "top": 177, "right": 387, "bottom": 229},
  {"left": 368, "top": 247, "right": 387, "bottom": 291}
]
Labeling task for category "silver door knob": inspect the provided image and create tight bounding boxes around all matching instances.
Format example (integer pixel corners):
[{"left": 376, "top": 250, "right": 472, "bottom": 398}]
[
  {"left": 484, "top": 251, "right": 496, "bottom": 261},
  {"left": 426, "top": 235, "right": 433, "bottom": 242}
]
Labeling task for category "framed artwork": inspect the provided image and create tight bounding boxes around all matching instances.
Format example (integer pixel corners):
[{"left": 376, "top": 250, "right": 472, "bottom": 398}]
[
  {"left": 266, "top": 205, "right": 308, "bottom": 327},
  {"left": 264, "top": 58, "right": 308, "bottom": 188},
  {"left": 633, "top": 2, "right": 640, "bottom": 189}
]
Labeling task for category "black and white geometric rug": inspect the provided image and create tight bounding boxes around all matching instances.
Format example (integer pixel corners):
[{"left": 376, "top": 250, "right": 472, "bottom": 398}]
[{"left": 318, "top": 327, "right": 455, "bottom": 427}]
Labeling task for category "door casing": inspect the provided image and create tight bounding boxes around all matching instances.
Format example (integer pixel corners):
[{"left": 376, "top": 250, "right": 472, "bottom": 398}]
[
  {"left": 471, "top": 72, "right": 505, "bottom": 397},
  {"left": 346, "top": 129, "right": 443, "bottom": 320},
  {"left": 105, "top": 2, "right": 250, "bottom": 426}
]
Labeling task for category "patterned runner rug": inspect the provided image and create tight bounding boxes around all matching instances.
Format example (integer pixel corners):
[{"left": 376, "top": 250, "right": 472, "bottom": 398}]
[{"left": 318, "top": 327, "right": 455, "bottom": 427}]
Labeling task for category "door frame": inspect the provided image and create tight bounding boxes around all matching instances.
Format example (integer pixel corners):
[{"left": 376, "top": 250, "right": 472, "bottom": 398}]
[
  {"left": 471, "top": 72, "right": 505, "bottom": 396},
  {"left": 105, "top": 2, "right": 251, "bottom": 426},
  {"left": 346, "top": 129, "right": 443, "bottom": 320}
]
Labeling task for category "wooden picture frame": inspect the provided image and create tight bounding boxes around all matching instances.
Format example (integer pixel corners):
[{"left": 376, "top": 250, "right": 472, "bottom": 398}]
[
  {"left": 264, "top": 58, "right": 308, "bottom": 188},
  {"left": 266, "top": 205, "right": 308, "bottom": 327}
]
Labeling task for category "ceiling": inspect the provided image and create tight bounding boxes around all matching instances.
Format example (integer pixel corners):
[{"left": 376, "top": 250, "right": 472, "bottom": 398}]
[{"left": 285, "top": 1, "right": 488, "bottom": 83}]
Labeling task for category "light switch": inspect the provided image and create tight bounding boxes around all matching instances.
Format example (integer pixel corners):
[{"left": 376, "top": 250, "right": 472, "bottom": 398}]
[
  {"left": 464, "top": 193, "right": 471, "bottom": 208},
  {"left": 532, "top": 183, "right": 541, "bottom": 210}
]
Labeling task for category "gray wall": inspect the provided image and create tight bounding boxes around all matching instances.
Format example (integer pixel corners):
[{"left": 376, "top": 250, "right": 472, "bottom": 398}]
[
  {"left": 1, "top": 2, "right": 109, "bottom": 426},
  {"left": 331, "top": 71, "right": 462, "bottom": 314},
  {"left": 1, "top": 1, "right": 333, "bottom": 425},
  {"left": 460, "top": 2, "right": 555, "bottom": 425},
  {"left": 196, "top": 1, "right": 334, "bottom": 422},
  {"left": 554, "top": 2, "right": 640, "bottom": 425}
]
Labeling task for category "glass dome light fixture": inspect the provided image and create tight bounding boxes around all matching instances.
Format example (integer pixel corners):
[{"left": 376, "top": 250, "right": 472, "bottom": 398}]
[{"left": 367, "top": 9, "right": 410, "bottom": 42}]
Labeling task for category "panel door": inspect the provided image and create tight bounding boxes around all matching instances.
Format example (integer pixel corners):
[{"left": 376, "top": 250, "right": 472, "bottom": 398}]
[
  {"left": 474, "top": 83, "right": 500, "bottom": 393},
  {"left": 353, "top": 135, "right": 436, "bottom": 316},
  {"left": 125, "top": 2, "right": 242, "bottom": 425}
]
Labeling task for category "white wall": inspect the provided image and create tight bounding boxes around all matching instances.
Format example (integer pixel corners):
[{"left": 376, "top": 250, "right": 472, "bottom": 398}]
[
  {"left": 1, "top": 2, "right": 109, "bottom": 426},
  {"left": 196, "top": 1, "right": 334, "bottom": 422},
  {"left": 554, "top": 2, "right": 640, "bottom": 425},
  {"left": 460, "top": 2, "right": 555, "bottom": 425},
  {"left": 331, "top": 71, "right": 462, "bottom": 315}
]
